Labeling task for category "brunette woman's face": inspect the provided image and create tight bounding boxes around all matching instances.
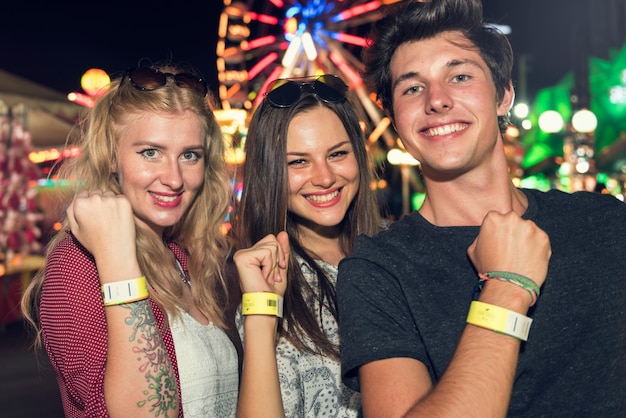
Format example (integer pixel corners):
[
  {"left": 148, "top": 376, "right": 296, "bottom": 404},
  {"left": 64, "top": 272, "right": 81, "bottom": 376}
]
[
  {"left": 286, "top": 106, "right": 360, "bottom": 232},
  {"left": 114, "top": 111, "right": 205, "bottom": 235}
]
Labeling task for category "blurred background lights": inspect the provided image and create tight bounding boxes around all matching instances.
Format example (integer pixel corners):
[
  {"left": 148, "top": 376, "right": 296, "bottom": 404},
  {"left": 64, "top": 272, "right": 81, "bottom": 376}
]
[
  {"left": 387, "top": 148, "right": 420, "bottom": 166},
  {"left": 538, "top": 110, "right": 565, "bottom": 133},
  {"left": 576, "top": 159, "right": 591, "bottom": 174},
  {"left": 81, "top": 68, "right": 110, "bottom": 97},
  {"left": 571, "top": 108, "right": 598, "bottom": 133},
  {"left": 505, "top": 125, "right": 520, "bottom": 138},
  {"left": 513, "top": 103, "right": 529, "bottom": 119}
]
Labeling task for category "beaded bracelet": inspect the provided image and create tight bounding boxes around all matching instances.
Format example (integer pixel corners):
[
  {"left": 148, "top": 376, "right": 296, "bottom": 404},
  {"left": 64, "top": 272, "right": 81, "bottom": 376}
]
[{"left": 479, "top": 271, "right": 540, "bottom": 306}]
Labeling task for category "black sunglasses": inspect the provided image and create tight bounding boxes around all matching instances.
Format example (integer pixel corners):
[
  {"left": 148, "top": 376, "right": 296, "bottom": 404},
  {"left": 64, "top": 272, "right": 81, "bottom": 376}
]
[
  {"left": 265, "top": 74, "right": 348, "bottom": 107},
  {"left": 122, "top": 67, "right": 208, "bottom": 97}
]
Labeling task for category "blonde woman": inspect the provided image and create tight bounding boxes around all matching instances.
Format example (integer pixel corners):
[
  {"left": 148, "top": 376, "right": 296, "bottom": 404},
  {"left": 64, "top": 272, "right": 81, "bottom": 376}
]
[{"left": 21, "top": 63, "right": 238, "bottom": 418}]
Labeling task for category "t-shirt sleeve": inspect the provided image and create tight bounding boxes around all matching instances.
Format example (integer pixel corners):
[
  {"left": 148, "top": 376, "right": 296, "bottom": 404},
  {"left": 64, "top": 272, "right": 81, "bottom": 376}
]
[{"left": 337, "top": 234, "right": 426, "bottom": 392}]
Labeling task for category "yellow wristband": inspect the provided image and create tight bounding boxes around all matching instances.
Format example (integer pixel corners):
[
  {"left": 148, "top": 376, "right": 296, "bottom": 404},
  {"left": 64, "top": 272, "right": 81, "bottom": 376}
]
[
  {"left": 466, "top": 300, "right": 532, "bottom": 341},
  {"left": 242, "top": 292, "right": 284, "bottom": 318},
  {"left": 101, "top": 276, "right": 149, "bottom": 307}
]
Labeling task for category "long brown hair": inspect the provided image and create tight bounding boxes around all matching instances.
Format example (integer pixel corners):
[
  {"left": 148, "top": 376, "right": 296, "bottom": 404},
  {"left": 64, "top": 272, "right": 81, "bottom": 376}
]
[{"left": 235, "top": 89, "right": 381, "bottom": 359}]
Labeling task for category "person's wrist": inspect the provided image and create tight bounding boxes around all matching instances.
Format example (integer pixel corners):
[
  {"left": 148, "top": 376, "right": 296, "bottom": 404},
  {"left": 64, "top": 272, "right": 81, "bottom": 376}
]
[
  {"left": 478, "top": 279, "right": 532, "bottom": 314},
  {"left": 243, "top": 313, "right": 279, "bottom": 326},
  {"left": 96, "top": 260, "right": 141, "bottom": 285}
]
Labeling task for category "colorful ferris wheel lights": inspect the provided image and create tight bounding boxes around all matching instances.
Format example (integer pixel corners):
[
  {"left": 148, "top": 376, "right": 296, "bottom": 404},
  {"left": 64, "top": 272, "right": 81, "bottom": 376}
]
[
  {"left": 285, "top": 5, "right": 300, "bottom": 18},
  {"left": 329, "top": 51, "right": 362, "bottom": 86},
  {"left": 331, "top": 32, "right": 369, "bottom": 47},
  {"left": 243, "top": 35, "right": 277, "bottom": 51},
  {"left": 252, "top": 66, "right": 284, "bottom": 107},
  {"left": 282, "top": 36, "right": 302, "bottom": 67},
  {"left": 223, "top": 4, "right": 245, "bottom": 18},
  {"left": 218, "top": 13, "right": 229, "bottom": 38},
  {"left": 247, "top": 11, "right": 279, "bottom": 25},
  {"left": 216, "top": 0, "right": 403, "bottom": 151},
  {"left": 248, "top": 52, "right": 279, "bottom": 80},
  {"left": 301, "top": 32, "right": 319, "bottom": 60},
  {"left": 222, "top": 83, "right": 242, "bottom": 101},
  {"left": 332, "top": 0, "right": 381, "bottom": 22},
  {"left": 268, "top": 0, "right": 285, "bottom": 8},
  {"left": 284, "top": 17, "right": 299, "bottom": 40},
  {"left": 220, "top": 46, "right": 240, "bottom": 60}
]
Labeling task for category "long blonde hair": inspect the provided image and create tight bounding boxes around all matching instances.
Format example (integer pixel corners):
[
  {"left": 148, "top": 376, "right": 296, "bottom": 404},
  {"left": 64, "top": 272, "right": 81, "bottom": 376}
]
[{"left": 22, "top": 62, "right": 232, "bottom": 346}]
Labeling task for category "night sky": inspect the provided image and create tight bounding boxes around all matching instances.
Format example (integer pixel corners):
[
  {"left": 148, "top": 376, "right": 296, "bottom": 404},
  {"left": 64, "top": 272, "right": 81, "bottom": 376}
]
[{"left": 1, "top": 1, "right": 623, "bottom": 104}]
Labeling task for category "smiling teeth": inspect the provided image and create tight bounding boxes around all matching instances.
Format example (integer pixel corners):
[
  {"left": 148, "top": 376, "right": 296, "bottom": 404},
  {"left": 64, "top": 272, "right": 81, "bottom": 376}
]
[
  {"left": 425, "top": 123, "right": 467, "bottom": 136},
  {"left": 306, "top": 190, "right": 339, "bottom": 203},
  {"left": 152, "top": 194, "right": 178, "bottom": 202}
]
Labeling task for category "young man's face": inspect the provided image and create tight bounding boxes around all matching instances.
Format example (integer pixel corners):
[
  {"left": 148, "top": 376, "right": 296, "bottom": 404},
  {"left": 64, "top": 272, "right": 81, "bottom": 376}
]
[{"left": 389, "top": 31, "right": 513, "bottom": 179}]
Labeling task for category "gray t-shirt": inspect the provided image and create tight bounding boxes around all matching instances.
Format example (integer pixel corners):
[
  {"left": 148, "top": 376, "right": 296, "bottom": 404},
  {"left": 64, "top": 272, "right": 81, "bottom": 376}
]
[{"left": 338, "top": 188, "right": 626, "bottom": 417}]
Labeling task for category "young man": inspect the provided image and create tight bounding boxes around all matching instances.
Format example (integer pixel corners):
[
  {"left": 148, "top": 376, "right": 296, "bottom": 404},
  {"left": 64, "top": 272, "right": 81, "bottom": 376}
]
[{"left": 337, "top": 0, "right": 626, "bottom": 417}]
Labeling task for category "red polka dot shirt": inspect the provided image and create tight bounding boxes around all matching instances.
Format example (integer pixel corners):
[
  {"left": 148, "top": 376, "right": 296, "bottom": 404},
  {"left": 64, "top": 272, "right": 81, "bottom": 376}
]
[{"left": 40, "top": 234, "right": 184, "bottom": 418}]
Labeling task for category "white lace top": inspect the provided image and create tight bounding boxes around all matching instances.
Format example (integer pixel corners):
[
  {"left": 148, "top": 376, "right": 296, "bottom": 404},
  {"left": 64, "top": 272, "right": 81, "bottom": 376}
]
[
  {"left": 170, "top": 310, "right": 239, "bottom": 418},
  {"left": 238, "top": 255, "right": 362, "bottom": 417}
]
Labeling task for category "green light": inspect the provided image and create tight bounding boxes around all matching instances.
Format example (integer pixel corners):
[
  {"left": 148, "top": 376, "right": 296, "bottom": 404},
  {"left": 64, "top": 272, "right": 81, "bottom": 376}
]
[{"left": 412, "top": 193, "right": 426, "bottom": 210}]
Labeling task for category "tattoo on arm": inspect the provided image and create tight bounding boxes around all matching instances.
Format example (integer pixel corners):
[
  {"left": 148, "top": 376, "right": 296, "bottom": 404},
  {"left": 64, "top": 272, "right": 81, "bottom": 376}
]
[{"left": 123, "top": 300, "right": 178, "bottom": 416}]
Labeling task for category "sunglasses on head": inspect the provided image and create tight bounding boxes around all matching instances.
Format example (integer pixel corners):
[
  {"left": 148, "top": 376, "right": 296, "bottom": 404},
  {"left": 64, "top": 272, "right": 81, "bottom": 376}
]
[
  {"left": 122, "top": 67, "right": 208, "bottom": 97},
  {"left": 265, "top": 74, "right": 348, "bottom": 108}
]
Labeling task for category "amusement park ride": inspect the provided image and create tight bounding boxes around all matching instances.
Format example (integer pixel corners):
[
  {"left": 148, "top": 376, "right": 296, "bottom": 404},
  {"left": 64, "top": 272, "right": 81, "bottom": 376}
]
[
  {"left": 58, "top": 0, "right": 626, "bottom": 207},
  {"left": 215, "top": 0, "right": 405, "bottom": 163},
  {"left": 215, "top": 0, "right": 626, "bottom": 203}
]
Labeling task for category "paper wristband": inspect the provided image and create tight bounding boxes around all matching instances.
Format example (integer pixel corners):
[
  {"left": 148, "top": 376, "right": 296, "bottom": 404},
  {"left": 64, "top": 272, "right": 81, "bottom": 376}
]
[
  {"left": 101, "top": 276, "right": 149, "bottom": 307},
  {"left": 466, "top": 300, "right": 532, "bottom": 341},
  {"left": 241, "top": 292, "right": 284, "bottom": 318}
]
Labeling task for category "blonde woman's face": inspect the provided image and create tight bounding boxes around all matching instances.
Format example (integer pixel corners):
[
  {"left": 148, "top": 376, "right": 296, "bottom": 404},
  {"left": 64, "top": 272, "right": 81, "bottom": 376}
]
[{"left": 114, "top": 111, "right": 205, "bottom": 235}]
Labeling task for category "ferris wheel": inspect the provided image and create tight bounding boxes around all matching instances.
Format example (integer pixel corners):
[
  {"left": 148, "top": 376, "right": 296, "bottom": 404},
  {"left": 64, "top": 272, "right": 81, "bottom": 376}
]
[{"left": 216, "top": 0, "right": 407, "bottom": 154}]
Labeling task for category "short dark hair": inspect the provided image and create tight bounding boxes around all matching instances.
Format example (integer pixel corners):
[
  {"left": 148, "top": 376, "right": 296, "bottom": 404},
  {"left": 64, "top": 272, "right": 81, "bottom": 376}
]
[{"left": 363, "top": 0, "right": 514, "bottom": 120}]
